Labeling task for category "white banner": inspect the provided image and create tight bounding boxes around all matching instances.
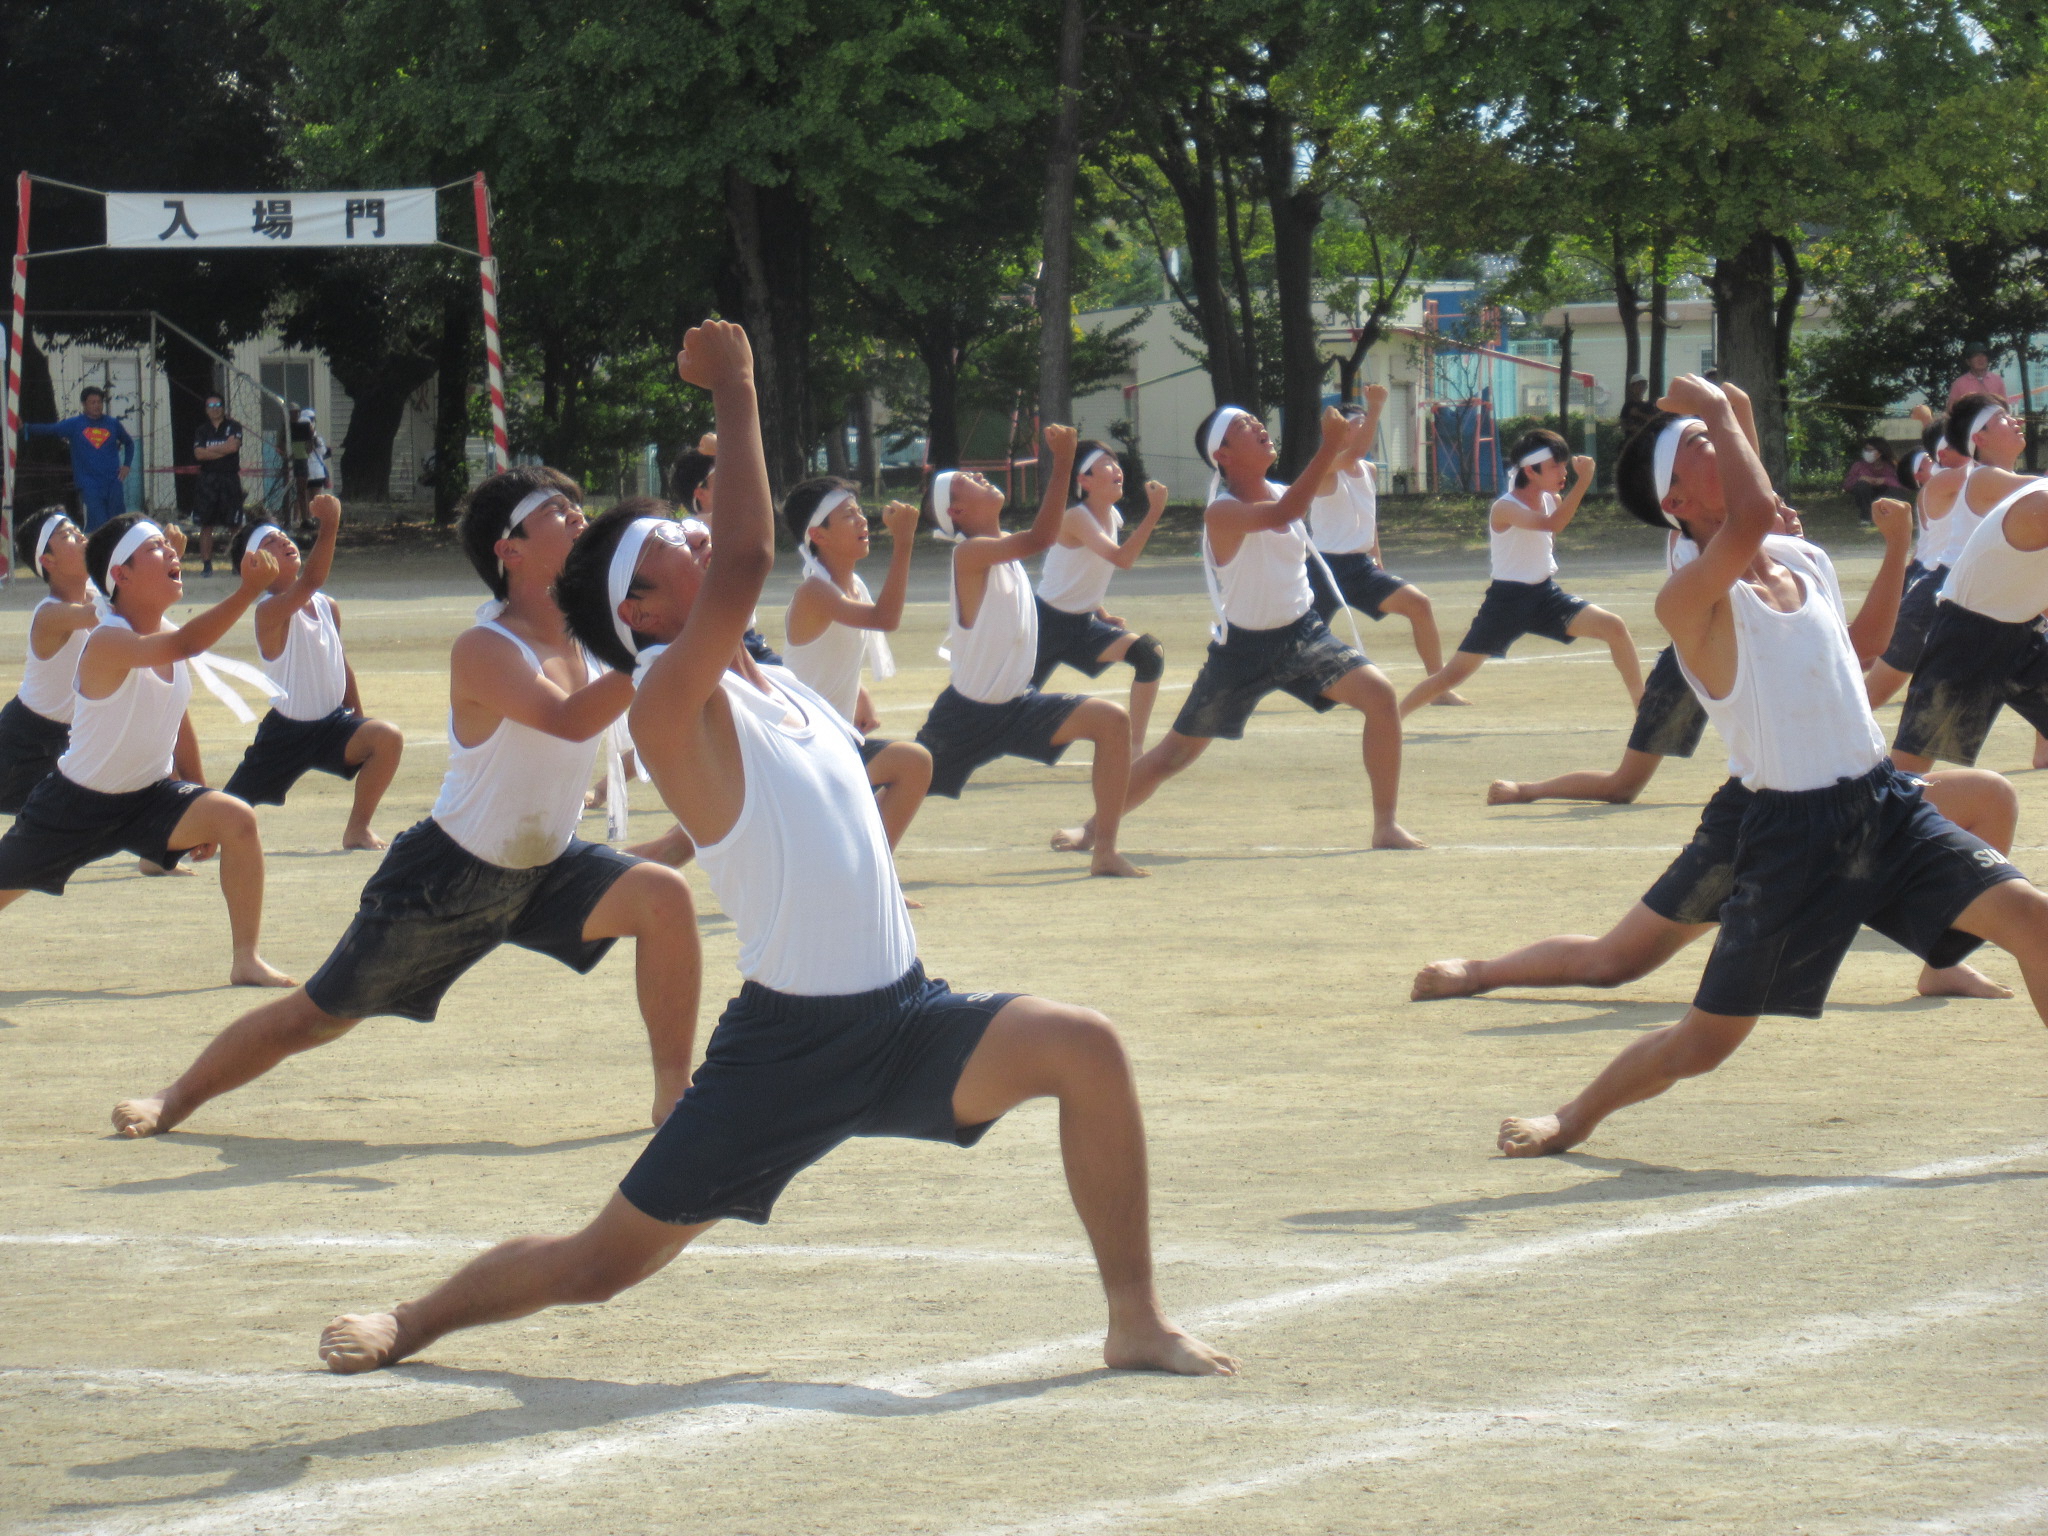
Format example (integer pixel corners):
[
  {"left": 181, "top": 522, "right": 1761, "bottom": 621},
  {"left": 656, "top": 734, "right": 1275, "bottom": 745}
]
[{"left": 105, "top": 189, "right": 439, "bottom": 249}]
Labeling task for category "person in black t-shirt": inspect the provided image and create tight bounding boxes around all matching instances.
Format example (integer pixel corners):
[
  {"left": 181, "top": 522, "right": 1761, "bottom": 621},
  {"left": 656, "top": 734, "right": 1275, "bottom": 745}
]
[{"left": 192, "top": 395, "right": 246, "bottom": 576}]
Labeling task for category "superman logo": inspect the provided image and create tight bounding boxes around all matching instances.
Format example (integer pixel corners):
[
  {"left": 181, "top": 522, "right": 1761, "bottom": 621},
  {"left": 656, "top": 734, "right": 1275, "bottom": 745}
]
[{"left": 83, "top": 427, "right": 111, "bottom": 450}]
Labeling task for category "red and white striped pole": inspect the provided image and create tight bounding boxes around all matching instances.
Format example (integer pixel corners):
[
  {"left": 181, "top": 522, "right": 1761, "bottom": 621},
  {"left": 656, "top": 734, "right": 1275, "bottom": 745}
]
[
  {"left": 472, "top": 172, "right": 509, "bottom": 474},
  {"left": 3, "top": 171, "right": 30, "bottom": 577}
]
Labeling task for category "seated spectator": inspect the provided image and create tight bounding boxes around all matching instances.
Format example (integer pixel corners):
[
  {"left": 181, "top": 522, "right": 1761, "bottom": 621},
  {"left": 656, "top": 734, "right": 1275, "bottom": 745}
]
[{"left": 1842, "top": 437, "right": 1904, "bottom": 521}]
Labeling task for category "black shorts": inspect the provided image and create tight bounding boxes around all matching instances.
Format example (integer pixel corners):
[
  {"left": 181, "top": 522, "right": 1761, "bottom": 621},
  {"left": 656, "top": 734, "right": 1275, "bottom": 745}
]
[
  {"left": 1879, "top": 564, "right": 1949, "bottom": 673},
  {"left": 1457, "top": 578, "right": 1588, "bottom": 658},
  {"left": 1172, "top": 611, "right": 1365, "bottom": 741},
  {"left": 304, "top": 817, "right": 641, "bottom": 1022},
  {"left": 221, "top": 706, "right": 367, "bottom": 807},
  {"left": 191, "top": 474, "right": 244, "bottom": 528},
  {"left": 618, "top": 963, "right": 1015, "bottom": 1225},
  {"left": 742, "top": 629, "right": 784, "bottom": 668},
  {"left": 1640, "top": 776, "right": 1750, "bottom": 924},
  {"left": 0, "top": 697, "right": 69, "bottom": 814},
  {"left": 915, "top": 686, "right": 1086, "bottom": 799},
  {"left": 1626, "top": 647, "right": 1709, "bottom": 758},
  {"left": 1308, "top": 551, "right": 1407, "bottom": 623},
  {"left": 1030, "top": 598, "right": 1128, "bottom": 688},
  {"left": 1693, "top": 762, "right": 2025, "bottom": 1019},
  {"left": 857, "top": 736, "right": 889, "bottom": 767},
  {"left": 0, "top": 773, "right": 208, "bottom": 894},
  {"left": 1893, "top": 603, "right": 2048, "bottom": 766}
]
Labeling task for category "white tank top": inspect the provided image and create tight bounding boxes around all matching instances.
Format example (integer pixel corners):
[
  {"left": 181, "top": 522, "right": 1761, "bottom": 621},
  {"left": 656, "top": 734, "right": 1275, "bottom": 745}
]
[
  {"left": 18, "top": 599, "right": 88, "bottom": 723},
  {"left": 782, "top": 573, "right": 876, "bottom": 725},
  {"left": 945, "top": 556, "right": 1037, "bottom": 704},
  {"left": 1938, "top": 480, "right": 2048, "bottom": 623},
  {"left": 693, "top": 668, "right": 916, "bottom": 994},
  {"left": 1677, "top": 536, "right": 1883, "bottom": 792},
  {"left": 58, "top": 617, "right": 191, "bottom": 794},
  {"left": 1489, "top": 494, "right": 1559, "bottom": 583},
  {"left": 1309, "top": 465, "right": 1378, "bottom": 555},
  {"left": 1912, "top": 491, "right": 1942, "bottom": 569},
  {"left": 431, "top": 622, "right": 606, "bottom": 869},
  {"left": 1931, "top": 463, "right": 1983, "bottom": 567},
  {"left": 1037, "top": 504, "right": 1123, "bottom": 614},
  {"left": 1206, "top": 482, "right": 1315, "bottom": 631},
  {"left": 264, "top": 592, "right": 348, "bottom": 721}
]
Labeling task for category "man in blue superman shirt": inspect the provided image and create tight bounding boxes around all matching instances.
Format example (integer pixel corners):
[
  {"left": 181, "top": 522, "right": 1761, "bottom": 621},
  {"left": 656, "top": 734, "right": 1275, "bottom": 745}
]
[{"left": 27, "top": 386, "right": 135, "bottom": 530}]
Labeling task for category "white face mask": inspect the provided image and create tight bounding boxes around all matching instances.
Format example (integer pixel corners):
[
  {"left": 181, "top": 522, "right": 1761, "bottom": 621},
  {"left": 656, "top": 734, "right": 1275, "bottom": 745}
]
[{"left": 1862, "top": 449, "right": 1879, "bottom": 463}]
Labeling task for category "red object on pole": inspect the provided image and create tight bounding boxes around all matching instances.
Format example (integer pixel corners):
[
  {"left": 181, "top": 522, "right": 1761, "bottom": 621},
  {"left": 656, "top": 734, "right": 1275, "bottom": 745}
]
[
  {"left": 2, "top": 171, "right": 30, "bottom": 576},
  {"left": 473, "top": 173, "right": 510, "bottom": 475}
]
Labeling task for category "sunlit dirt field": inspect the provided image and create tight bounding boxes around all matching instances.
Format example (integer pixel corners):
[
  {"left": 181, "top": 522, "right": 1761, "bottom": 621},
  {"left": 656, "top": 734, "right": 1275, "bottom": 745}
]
[{"left": 2, "top": 524, "right": 2043, "bottom": 1536}]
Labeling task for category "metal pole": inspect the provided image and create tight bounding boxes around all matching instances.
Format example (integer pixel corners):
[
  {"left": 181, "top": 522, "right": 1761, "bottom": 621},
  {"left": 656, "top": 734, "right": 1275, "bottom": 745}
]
[
  {"left": 473, "top": 173, "right": 510, "bottom": 474},
  {"left": 3, "top": 170, "right": 30, "bottom": 575}
]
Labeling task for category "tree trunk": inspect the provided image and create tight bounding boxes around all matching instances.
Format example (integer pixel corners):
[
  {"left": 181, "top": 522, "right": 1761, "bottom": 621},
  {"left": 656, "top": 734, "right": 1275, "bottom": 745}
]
[
  {"left": 823, "top": 404, "right": 850, "bottom": 477},
  {"left": 1648, "top": 232, "right": 1670, "bottom": 397},
  {"left": 1144, "top": 99, "right": 1256, "bottom": 411},
  {"left": 725, "top": 170, "right": 814, "bottom": 499},
  {"left": 1611, "top": 229, "right": 1641, "bottom": 390},
  {"left": 1259, "top": 109, "right": 1324, "bottom": 481},
  {"left": 1221, "top": 151, "right": 1262, "bottom": 412},
  {"left": 854, "top": 389, "right": 879, "bottom": 497},
  {"left": 1772, "top": 232, "right": 1804, "bottom": 468},
  {"left": 1035, "top": 0, "right": 1086, "bottom": 451},
  {"left": 1557, "top": 318, "right": 1574, "bottom": 448},
  {"left": 1712, "top": 230, "right": 1787, "bottom": 484},
  {"left": 2020, "top": 349, "right": 2038, "bottom": 474},
  {"left": 160, "top": 328, "right": 215, "bottom": 517},
  {"left": 921, "top": 335, "right": 963, "bottom": 470},
  {"left": 433, "top": 292, "right": 475, "bottom": 523}
]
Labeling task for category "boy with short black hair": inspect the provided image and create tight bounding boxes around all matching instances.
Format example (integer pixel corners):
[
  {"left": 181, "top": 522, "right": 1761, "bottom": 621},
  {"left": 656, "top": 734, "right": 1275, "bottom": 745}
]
[{"left": 0, "top": 509, "right": 100, "bottom": 812}]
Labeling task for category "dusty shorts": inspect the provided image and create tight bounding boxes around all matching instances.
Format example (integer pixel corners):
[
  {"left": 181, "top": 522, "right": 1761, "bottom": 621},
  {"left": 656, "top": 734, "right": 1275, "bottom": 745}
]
[
  {"left": 1172, "top": 611, "right": 1365, "bottom": 741},
  {"left": 1626, "top": 646, "right": 1709, "bottom": 759},
  {"left": 1893, "top": 602, "right": 2048, "bottom": 766},
  {"left": 222, "top": 706, "right": 367, "bottom": 807},
  {"left": 915, "top": 685, "right": 1087, "bottom": 799},
  {"left": 0, "top": 772, "right": 207, "bottom": 893},
  {"left": 1457, "top": 578, "right": 1587, "bottom": 658},
  {"left": 1879, "top": 563, "right": 1948, "bottom": 673},
  {"left": 1639, "top": 776, "right": 1750, "bottom": 925}
]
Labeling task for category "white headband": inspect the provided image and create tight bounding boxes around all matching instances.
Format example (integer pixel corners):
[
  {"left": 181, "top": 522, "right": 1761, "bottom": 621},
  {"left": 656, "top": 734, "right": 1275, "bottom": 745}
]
[
  {"left": 929, "top": 471, "right": 961, "bottom": 541},
  {"left": 1650, "top": 418, "right": 1702, "bottom": 531},
  {"left": 1506, "top": 445, "right": 1555, "bottom": 493},
  {"left": 100, "top": 520, "right": 165, "bottom": 594},
  {"left": 33, "top": 513, "right": 76, "bottom": 573},
  {"left": 498, "top": 487, "right": 568, "bottom": 574},
  {"left": 1204, "top": 408, "right": 1248, "bottom": 467},
  {"left": 606, "top": 517, "right": 691, "bottom": 658},
  {"left": 1965, "top": 401, "right": 2003, "bottom": 456},
  {"left": 1076, "top": 447, "right": 1112, "bottom": 479},
  {"left": 244, "top": 523, "right": 289, "bottom": 561},
  {"left": 800, "top": 489, "right": 857, "bottom": 579}
]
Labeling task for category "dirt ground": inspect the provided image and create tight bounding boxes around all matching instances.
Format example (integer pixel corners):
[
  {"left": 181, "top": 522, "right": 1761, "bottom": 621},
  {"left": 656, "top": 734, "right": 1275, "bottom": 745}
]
[{"left": 1, "top": 526, "right": 2043, "bottom": 1536}]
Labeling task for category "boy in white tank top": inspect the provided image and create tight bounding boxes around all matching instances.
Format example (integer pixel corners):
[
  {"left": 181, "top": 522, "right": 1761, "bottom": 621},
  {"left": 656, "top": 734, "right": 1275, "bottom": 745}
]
[
  {"left": 1891, "top": 399, "right": 2048, "bottom": 772},
  {"left": 316, "top": 322, "right": 1233, "bottom": 1379},
  {"left": 1493, "top": 377, "right": 2048, "bottom": 1158},
  {"left": 218, "top": 494, "right": 406, "bottom": 849},
  {"left": 112, "top": 470, "right": 703, "bottom": 1141},
  {"left": 0, "top": 512, "right": 295, "bottom": 987},
  {"left": 780, "top": 479, "right": 932, "bottom": 849},
  {"left": 913, "top": 428, "right": 1149, "bottom": 878},
  {"left": 1400, "top": 429, "right": 1643, "bottom": 714},
  {"left": 1057, "top": 404, "right": 1425, "bottom": 855},
  {"left": 1862, "top": 422, "right": 1960, "bottom": 707},
  {"left": 0, "top": 508, "right": 100, "bottom": 812}
]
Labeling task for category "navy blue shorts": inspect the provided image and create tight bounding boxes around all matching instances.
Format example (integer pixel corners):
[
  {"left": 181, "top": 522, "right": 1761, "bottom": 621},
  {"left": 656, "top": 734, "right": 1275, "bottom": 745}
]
[
  {"left": 915, "top": 686, "right": 1086, "bottom": 799},
  {"left": 1893, "top": 603, "right": 2048, "bottom": 766},
  {"left": 1879, "top": 564, "right": 1948, "bottom": 673},
  {"left": 1308, "top": 551, "right": 1408, "bottom": 623},
  {"left": 1626, "top": 647, "right": 1709, "bottom": 759},
  {"left": 0, "top": 772, "right": 207, "bottom": 893},
  {"left": 618, "top": 963, "right": 1016, "bottom": 1225},
  {"left": 1172, "top": 611, "right": 1365, "bottom": 741},
  {"left": 1693, "top": 762, "right": 2025, "bottom": 1019},
  {"left": 1458, "top": 578, "right": 1588, "bottom": 658},
  {"left": 1640, "top": 777, "right": 1750, "bottom": 924},
  {"left": 221, "top": 706, "right": 366, "bottom": 807},
  {"left": 304, "top": 817, "right": 641, "bottom": 1022},
  {"left": 0, "top": 697, "right": 69, "bottom": 815},
  {"left": 857, "top": 736, "right": 889, "bottom": 767},
  {"left": 742, "top": 629, "right": 784, "bottom": 668},
  {"left": 1030, "top": 598, "right": 1128, "bottom": 687}
]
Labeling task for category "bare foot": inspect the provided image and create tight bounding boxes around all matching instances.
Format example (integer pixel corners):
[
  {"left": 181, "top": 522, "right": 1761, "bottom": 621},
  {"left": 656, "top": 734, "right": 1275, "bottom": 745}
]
[
  {"left": 1090, "top": 851, "right": 1151, "bottom": 878},
  {"left": 1051, "top": 825, "right": 1095, "bottom": 853},
  {"left": 1431, "top": 691, "right": 1472, "bottom": 706},
  {"left": 320, "top": 1312, "right": 405, "bottom": 1374},
  {"left": 1498, "top": 1113, "right": 1577, "bottom": 1157},
  {"left": 1486, "top": 779, "right": 1528, "bottom": 805},
  {"left": 1372, "top": 823, "right": 1429, "bottom": 850},
  {"left": 903, "top": 895, "right": 925, "bottom": 910},
  {"left": 1104, "top": 1318, "right": 1237, "bottom": 1376},
  {"left": 230, "top": 955, "right": 297, "bottom": 988},
  {"left": 342, "top": 827, "right": 388, "bottom": 851},
  {"left": 111, "top": 1096, "right": 168, "bottom": 1137},
  {"left": 626, "top": 825, "right": 695, "bottom": 867},
  {"left": 1411, "top": 959, "right": 1484, "bottom": 1001},
  {"left": 137, "top": 858, "right": 193, "bottom": 877},
  {"left": 1918, "top": 962, "right": 2014, "bottom": 999}
]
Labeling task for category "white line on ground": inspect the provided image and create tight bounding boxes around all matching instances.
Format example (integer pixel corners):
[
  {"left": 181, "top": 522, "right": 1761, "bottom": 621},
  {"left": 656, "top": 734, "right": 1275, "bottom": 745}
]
[
  {"left": 35, "top": 1139, "right": 2045, "bottom": 1536},
  {"left": 900, "top": 844, "right": 1685, "bottom": 856}
]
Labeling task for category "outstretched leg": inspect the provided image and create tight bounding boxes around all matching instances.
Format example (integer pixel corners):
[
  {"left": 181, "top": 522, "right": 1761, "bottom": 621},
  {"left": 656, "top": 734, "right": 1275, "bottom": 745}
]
[
  {"left": 1321, "top": 663, "right": 1424, "bottom": 849},
  {"left": 950, "top": 995, "right": 1235, "bottom": 1375},
  {"left": 1414, "top": 902, "right": 1709, "bottom": 1001},
  {"left": 1379, "top": 584, "right": 1465, "bottom": 703},
  {"left": 166, "top": 791, "right": 293, "bottom": 987},
  {"left": 340, "top": 718, "right": 405, "bottom": 851},
  {"left": 1092, "top": 632, "right": 1161, "bottom": 753},
  {"left": 1399, "top": 650, "right": 1485, "bottom": 717},
  {"left": 113, "top": 988, "right": 360, "bottom": 1136},
  {"left": 865, "top": 740, "right": 933, "bottom": 850},
  {"left": 322, "top": 1194, "right": 708, "bottom": 1372},
  {"left": 581, "top": 863, "right": 702, "bottom": 1125},
  {"left": 1490, "top": 748, "right": 1663, "bottom": 806},
  {"left": 1498, "top": 1007, "right": 1756, "bottom": 1156},
  {"left": 1052, "top": 726, "right": 1210, "bottom": 856},
  {"left": 1566, "top": 605, "right": 1644, "bottom": 706},
  {"left": 1949, "top": 877, "right": 2048, "bottom": 1022},
  {"left": 1049, "top": 698, "right": 1146, "bottom": 878}
]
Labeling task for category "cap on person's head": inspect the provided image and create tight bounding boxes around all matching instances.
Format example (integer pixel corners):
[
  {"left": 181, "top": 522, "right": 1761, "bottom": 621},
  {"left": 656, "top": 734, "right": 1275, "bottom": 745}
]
[
  {"left": 1966, "top": 341, "right": 1991, "bottom": 360},
  {"left": 80, "top": 386, "right": 105, "bottom": 404},
  {"left": 297, "top": 407, "right": 315, "bottom": 423}
]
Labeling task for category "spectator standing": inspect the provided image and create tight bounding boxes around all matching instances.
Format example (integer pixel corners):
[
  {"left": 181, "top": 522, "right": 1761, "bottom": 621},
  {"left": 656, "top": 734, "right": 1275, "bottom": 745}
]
[
  {"left": 1948, "top": 342, "right": 2011, "bottom": 407},
  {"left": 1617, "top": 376, "right": 1658, "bottom": 439},
  {"left": 192, "top": 393, "right": 246, "bottom": 576},
  {"left": 25, "top": 386, "right": 134, "bottom": 531},
  {"left": 1842, "top": 436, "right": 1904, "bottom": 521},
  {"left": 303, "top": 410, "right": 331, "bottom": 496},
  {"left": 288, "top": 406, "right": 314, "bottom": 526}
]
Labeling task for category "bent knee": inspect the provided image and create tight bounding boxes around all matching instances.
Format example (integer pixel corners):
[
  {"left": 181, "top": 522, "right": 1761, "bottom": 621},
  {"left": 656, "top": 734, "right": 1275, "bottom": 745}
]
[{"left": 1346, "top": 669, "right": 1398, "bottom": 712}]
